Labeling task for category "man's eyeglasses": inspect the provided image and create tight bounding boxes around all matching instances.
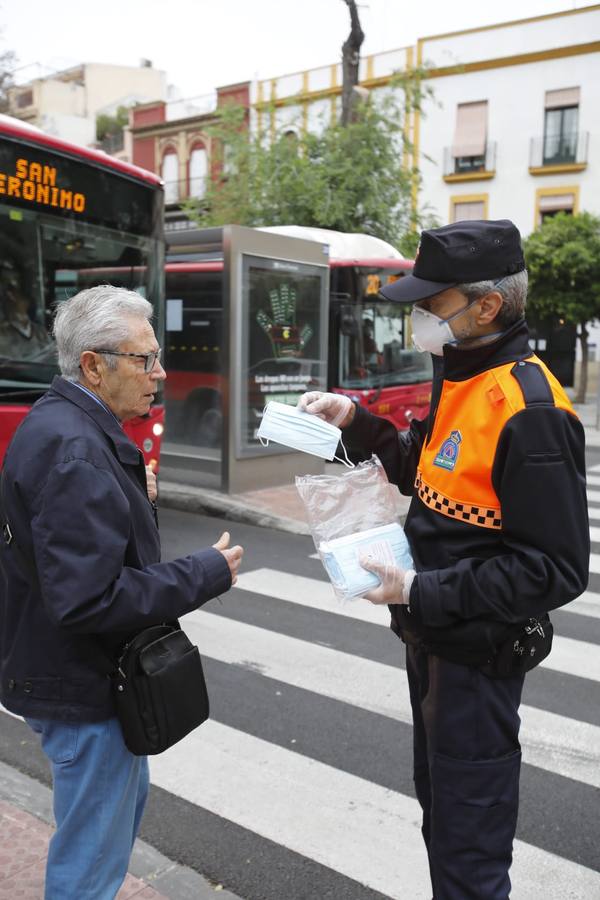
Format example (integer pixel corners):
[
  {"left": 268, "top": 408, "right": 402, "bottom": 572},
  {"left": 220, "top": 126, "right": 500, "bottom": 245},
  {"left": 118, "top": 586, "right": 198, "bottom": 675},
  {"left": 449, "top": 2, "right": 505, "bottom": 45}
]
[{"left": 93, "top": 348, "right": 162, "bottom": 374}]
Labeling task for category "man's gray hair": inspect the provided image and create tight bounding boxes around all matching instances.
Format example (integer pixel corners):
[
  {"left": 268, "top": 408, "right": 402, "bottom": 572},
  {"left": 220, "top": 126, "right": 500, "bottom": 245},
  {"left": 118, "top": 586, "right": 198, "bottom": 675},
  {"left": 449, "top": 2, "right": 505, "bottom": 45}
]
[
  {"left": 53, "top": 285, "right": 154, "bottom": 381},
  {"left": 455, "top": 269, "right": 528, "bottom": 328}
]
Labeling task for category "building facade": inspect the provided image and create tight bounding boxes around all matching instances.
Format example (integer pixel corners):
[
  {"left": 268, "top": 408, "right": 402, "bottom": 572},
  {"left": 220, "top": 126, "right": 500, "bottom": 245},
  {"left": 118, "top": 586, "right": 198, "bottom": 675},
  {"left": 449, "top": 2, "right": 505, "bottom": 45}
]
[
  {"left": 129, "top": 81, "right": 250, "bottom": 230},
  {"left": 7, "top": 62, "right": 168, "bottom": 152},
  {"left": 252, "top": 4, "right": 599, "bottom": 240}
]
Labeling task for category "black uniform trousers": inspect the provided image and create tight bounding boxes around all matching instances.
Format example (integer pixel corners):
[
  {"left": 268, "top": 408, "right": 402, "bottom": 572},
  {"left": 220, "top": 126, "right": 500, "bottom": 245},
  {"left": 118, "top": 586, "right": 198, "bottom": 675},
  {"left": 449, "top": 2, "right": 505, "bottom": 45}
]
[{"left": 406, "top": 644, "right": 525, "bottom": 900}]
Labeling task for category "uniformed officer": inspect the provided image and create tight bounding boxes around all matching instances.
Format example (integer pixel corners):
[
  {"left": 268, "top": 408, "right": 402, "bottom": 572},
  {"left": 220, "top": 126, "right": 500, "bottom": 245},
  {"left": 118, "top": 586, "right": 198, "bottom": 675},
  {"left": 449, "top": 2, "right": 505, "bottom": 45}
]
[{"left": 299, "top": 219, "right": 589, "bottom": 900}]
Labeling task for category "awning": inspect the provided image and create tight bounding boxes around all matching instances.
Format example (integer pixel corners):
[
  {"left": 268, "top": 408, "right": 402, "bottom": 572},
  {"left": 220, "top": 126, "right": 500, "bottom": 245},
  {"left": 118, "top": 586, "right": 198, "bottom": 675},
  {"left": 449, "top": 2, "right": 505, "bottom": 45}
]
[
  {"left": 545, "top": 87, "right": 580, "bottom": 109},
  {"left": 539, "top": 193, "right": 575, "bottom": 211},
  {"left": 451, "top": 101, "right": 487, "bottom": 158},
  {"left": 452, "top": 200, "right": 486, "bottom": 222}
]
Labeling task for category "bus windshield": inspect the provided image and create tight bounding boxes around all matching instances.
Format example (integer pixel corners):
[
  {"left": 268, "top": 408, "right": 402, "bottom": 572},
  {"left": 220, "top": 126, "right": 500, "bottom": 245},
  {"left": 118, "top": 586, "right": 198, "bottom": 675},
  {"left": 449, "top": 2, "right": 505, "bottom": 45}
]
[
  {"left": 0, "top": 129, "right": 162, "bottom": 392},
  {"left": 0, "top": 209, "right": 160, "bottom": 388},
  {"left": 338, "top": 300, "right": 433, "bottom": 389}
]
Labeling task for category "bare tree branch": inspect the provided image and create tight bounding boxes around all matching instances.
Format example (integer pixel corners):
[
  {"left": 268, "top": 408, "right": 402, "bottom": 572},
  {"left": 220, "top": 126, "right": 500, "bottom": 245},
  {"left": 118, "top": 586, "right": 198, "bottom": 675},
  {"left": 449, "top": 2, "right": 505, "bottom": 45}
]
[{"left": 341, "top": 0, "right": 365, "bottom": 126}]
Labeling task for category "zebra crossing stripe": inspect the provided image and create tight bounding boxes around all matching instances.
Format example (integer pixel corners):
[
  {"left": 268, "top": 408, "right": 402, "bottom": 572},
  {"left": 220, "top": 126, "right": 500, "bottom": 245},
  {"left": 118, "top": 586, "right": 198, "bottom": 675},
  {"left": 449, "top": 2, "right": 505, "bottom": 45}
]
[
  {"left": 234, "top": 569, "right": 600, "bottom": 674},
  {"left": 587, "top": 490, "right": 600, "bottom": 503},
  {"left": 568, "top": 591, "right": 600, "bottom": 620},
  {"left": 185, "top": 610, "right": 600, "bottom": 789},
  {"left": 235, "top": 568, "right": 390, "bottom": 626},
  {"left": 587, "top": 552, "right": 600, "bottom": 575},
  {"left": 149, "top": 720, "right": 600, "bottom": 900},
  {"left": 586, "top": 475, "right": 600, "bottom": 486}
]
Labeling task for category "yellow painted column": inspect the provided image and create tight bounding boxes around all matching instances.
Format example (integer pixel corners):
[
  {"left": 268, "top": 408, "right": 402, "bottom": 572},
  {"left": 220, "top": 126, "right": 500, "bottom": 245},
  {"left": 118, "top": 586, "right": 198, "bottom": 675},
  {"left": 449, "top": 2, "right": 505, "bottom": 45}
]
[
  {"left": 270, "top": 79, "right": 277, "bottom": 141},
  {"left": 330, "top": 64, "right": 338, "bottom": 123},
  {"left": 403, "top": 46, "right": 414, "bottom": 173},
  {"left": 411, "top": 40, "right": 423, "bottom": 230},
  {"left": 302, "top": 71, "right": 309, "bottom": 134}
]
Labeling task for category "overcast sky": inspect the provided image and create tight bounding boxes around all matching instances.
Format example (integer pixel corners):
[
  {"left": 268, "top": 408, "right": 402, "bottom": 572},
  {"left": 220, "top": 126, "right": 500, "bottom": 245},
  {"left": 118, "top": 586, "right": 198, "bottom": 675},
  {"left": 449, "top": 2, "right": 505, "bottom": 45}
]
[{"left": 2, "top": 0, "right": 585, "bottom": 99}]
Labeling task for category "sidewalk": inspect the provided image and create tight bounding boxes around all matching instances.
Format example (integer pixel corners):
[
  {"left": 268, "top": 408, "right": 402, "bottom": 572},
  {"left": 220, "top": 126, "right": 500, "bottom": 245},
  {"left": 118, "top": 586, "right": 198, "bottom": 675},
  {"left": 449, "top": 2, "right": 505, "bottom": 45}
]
[
  {"left": 159, "top": 399, "right": 599, "bottom": 535},
  {"left": 0, "top": 759, "right": 240, "bottom": 900},
  {"left": 572, "top": 398, "right": 600, "bottom": 445},
  {"left": 160, "top": 462, "right": 413, "bottom": 535}
]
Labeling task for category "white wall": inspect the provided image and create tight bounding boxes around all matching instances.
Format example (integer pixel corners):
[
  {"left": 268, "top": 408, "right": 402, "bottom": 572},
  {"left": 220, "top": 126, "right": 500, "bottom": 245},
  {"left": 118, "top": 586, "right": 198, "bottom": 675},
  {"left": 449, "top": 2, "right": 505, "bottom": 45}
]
[
  {"left": 39, "top": 112, "right": 95, "bottom": 146},
  {"left": 420, "top": 7, "right": 600, "bottom": 69},
  {"left": 9, "top": 63, "right": 167, "bottom": 149},
  {"left": 84, "top": 64, "right": 167, "bottom": 117},
  {"left": 419, "top": 50, "right": 600, "bottom": 236}
]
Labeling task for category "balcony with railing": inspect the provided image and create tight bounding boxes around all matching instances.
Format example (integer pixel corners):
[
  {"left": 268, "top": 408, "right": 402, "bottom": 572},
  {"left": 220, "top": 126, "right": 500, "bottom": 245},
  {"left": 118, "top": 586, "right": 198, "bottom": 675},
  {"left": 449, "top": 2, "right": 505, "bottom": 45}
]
[
  {"left": 442, "top": 142, "right": 496, "bottom": 182},
  {"left": 529, "top": 132, "right": 588, "bottom": 174}
]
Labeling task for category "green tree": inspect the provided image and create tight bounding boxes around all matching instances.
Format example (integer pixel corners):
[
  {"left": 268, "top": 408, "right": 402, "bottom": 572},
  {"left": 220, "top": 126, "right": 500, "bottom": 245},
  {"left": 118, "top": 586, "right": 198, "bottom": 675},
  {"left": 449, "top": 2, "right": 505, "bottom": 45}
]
[
  {"left": 96, "top": 105, "right": 129, "bottom": 143},
  {"left": 524, "top": 211, "right": 600, "bottom": 403},
  {"left": 0, "top": 28, "right": 16, "bottom": 114},
  {"left": 184, "top": 69, "right": 434, "bottom": 251}
]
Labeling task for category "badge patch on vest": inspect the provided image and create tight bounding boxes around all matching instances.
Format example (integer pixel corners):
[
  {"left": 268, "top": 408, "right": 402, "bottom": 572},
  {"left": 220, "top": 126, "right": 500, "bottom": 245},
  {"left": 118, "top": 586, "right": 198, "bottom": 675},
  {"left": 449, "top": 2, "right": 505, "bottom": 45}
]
[{"left": 434, "top": 429, "right": 462, "bottom": 471}]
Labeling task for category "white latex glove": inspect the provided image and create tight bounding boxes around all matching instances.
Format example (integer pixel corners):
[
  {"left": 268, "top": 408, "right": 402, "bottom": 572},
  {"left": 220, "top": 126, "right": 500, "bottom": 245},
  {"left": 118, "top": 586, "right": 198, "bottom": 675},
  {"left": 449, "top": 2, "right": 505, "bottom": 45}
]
[
  {"left": 297, "top": 391, "right": 354, "bottom": 428},
  {"left": 359, "top": 554, "right": 415, "bottom": 606}
]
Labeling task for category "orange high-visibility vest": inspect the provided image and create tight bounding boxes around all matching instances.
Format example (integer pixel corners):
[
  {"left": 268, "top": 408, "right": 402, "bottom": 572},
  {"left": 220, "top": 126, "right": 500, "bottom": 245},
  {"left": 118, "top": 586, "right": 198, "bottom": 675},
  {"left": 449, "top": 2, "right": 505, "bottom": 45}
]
[{"left": 415, "top": 355, "right": 575, "bottom": 530}]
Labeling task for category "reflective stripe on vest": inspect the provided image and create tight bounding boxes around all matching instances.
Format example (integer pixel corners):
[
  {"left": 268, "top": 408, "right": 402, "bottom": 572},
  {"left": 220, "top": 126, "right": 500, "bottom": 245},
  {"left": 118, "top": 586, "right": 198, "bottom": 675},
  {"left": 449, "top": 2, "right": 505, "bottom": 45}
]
[{"left": 416, "top": 355, "right": 576, "bottom": 530}]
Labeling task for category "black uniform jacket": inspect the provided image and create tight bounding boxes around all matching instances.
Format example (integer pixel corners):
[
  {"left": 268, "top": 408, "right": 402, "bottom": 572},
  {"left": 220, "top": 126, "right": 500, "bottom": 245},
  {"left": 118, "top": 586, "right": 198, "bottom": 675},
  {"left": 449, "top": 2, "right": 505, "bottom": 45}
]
[
  {"left": 0, "top": 377, "right": 231, "bottom": 722},
  {"left": 343, "top": 320, "right": 589, "bottom": 663}
]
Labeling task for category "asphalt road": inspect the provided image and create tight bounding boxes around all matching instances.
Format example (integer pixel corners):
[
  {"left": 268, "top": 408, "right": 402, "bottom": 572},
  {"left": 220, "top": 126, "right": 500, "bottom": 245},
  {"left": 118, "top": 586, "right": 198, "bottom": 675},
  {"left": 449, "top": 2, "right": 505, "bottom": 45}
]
[{"left": 1, "top": 449, "right": 599, "bottom": 899}]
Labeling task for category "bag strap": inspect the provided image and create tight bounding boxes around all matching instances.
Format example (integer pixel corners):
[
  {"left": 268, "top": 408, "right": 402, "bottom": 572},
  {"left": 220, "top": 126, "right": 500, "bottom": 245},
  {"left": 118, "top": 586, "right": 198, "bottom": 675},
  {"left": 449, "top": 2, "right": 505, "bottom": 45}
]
[
  {"left": 0, "top": 472, "right": 38, "bottom": 585},
  {"left": 510, "top": 359, "right": 555, "bottom": 407}
]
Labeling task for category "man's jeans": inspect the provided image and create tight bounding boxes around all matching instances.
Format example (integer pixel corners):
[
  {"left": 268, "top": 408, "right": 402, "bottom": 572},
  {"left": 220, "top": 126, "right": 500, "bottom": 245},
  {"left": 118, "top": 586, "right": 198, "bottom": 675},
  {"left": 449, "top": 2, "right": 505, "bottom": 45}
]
[{"left": 25, "top": 716, "right": 149, "bottom": 900}]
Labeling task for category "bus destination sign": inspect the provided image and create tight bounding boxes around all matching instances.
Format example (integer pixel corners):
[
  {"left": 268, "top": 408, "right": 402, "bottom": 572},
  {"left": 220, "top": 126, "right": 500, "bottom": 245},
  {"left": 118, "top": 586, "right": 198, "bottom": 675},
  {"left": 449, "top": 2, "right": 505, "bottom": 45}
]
[
  {"left": 0, "top": 156, "right": 86, "bottom": 213},
  {"left": 0, "top": 135, "right": 159, "bottom": 236}
]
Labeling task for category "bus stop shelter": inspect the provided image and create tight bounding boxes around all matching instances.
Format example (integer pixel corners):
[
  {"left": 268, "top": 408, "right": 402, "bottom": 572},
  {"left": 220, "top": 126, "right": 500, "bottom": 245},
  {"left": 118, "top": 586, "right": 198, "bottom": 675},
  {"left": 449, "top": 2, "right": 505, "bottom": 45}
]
[{"left": 161, "top": 225, "right": 330, "bottom": 493}]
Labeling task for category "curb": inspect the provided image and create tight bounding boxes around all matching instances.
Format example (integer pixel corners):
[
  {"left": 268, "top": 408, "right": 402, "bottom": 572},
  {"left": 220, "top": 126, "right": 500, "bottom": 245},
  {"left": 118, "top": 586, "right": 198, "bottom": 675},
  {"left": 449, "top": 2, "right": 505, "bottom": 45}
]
[
  {"left": 0, "top": 757, "right": 241, "bottom": 900},
  {"left": 159, "top": 482, "right": 311, "bottom": 535}
]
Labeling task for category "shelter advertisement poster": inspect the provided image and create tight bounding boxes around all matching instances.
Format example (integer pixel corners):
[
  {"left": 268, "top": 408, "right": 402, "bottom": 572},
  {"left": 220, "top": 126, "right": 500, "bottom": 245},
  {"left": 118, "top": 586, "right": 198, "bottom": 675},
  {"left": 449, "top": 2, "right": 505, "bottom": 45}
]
[{"left": 240, "top": 253, "right": 327, "bottom": 451}]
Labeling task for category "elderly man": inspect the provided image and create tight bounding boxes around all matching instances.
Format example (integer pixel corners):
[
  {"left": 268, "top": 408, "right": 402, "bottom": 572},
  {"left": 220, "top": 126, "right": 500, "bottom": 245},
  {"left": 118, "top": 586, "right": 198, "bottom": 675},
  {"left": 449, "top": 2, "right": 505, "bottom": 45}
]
[
  {"left": 0, "top": 286, "right": 243, "bottom": 900},
  {"left": 299, "top": 220, "right": 589, "bottom": 900}
]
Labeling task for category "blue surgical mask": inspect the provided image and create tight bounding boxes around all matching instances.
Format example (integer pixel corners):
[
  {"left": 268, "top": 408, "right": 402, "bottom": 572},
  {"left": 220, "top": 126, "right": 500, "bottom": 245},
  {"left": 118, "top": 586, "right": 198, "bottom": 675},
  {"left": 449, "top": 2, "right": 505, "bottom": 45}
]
[
  {"left": 258, "top": 401, "right": 354, "bottom": 466},
  {"left": 319, "top": 522, "right": 414, "bottom": 600}
]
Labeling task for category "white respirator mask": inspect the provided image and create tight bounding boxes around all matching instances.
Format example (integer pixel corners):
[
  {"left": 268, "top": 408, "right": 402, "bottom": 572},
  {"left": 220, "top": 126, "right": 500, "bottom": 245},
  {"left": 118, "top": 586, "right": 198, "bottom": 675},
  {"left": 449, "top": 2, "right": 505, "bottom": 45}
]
[
  {"left": 410, "top": 305, "right": 461, "bottom": 356},
  {"left": 257, "top": 401, "right": 354, "bottom": 467},
  {"left": 411, "top": 282, "right": 509, "bottom": 357}
]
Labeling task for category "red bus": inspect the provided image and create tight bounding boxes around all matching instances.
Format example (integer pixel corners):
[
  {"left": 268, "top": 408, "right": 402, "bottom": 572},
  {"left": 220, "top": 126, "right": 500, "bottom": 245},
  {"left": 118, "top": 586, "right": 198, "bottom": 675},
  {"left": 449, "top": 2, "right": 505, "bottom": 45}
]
[
  {"left": 164, "top": 226, "right": 432, "bottom": 446},
  {"left": 0, "top": 115, "right": 165, "bottom": 467}
]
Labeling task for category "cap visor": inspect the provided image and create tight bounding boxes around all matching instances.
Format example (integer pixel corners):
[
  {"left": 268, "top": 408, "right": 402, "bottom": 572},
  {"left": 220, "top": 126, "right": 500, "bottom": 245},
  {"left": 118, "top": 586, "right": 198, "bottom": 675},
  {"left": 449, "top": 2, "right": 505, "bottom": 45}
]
[{"left": 380, "top": 275, "right": 458, "bottom": 303}]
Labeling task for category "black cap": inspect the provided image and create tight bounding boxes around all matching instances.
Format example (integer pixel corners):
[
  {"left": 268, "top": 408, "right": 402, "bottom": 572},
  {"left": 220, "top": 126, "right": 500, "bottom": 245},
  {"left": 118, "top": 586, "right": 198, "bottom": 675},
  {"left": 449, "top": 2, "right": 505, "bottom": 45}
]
[{"left": 381, "top": 219, "right": 526, "bottom": 303}]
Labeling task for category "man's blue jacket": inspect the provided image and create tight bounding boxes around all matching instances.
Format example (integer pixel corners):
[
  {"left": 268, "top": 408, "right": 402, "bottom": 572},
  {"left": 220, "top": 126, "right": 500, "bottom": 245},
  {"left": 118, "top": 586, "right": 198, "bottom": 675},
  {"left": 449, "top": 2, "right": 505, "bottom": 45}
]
[{"left": 0, "top": 377, "right": 231, "bottom": 722}]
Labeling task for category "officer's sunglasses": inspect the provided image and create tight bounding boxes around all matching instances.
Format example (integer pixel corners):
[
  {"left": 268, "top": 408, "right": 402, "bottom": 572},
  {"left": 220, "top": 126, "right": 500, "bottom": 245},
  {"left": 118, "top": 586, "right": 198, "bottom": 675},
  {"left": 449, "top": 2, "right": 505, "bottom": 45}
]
[{"left": 93, "top": 348, "right": 162, "bottom": 373}]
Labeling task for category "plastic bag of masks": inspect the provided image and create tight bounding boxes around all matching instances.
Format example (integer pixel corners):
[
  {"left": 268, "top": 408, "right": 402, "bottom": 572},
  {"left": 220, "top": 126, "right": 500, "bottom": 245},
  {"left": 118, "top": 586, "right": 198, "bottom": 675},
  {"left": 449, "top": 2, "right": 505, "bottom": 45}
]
[{"left": 296, "top": 455, "right": 413, "bottom": 602}]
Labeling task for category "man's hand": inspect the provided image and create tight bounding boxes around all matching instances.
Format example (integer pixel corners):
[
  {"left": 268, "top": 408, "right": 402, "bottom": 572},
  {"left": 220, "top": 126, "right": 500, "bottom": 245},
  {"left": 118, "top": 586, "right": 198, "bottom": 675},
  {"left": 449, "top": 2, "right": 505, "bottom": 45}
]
[
  {"left": 359, "top": 555, "right": 413, "bottom": 605},
  {"left": 145, "top": 465, "right": 157, "bottom": 502},
  {"left": 213, "top": 531, "right": 244, "bottom": 585},
  {"left": 297, "top": 391, "right": 355, "bottom": 428}
]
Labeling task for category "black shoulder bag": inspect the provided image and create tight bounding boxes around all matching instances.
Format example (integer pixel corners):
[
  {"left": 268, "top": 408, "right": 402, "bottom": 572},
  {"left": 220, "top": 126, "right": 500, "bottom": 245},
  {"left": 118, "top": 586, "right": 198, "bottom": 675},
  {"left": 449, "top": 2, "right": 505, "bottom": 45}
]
[
  {"left": 112, "top": 622, "right": 209, "bottom": 755},
  {"left": 0, "top": 481, "right": 210, "bottom": 756}
]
